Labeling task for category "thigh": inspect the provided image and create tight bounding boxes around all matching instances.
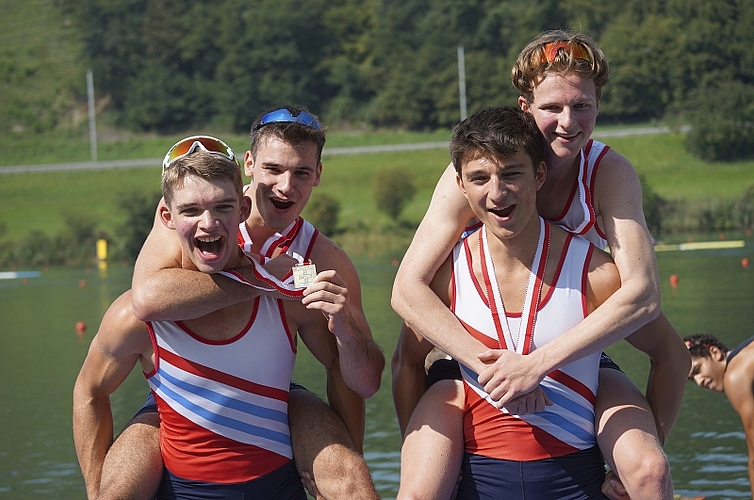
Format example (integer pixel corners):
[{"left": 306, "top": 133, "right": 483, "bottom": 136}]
[
  {"left": 288, "top": 386, "right": 356, "bottom": 473},
  {"left": 398, "top": 379, "right": 465, "bottom": 500},
  {"left": 594, "top": 367, "right": 660, "bottom": 473},
  {"left": 99, "top": 410, "right": 163, "bottom": 500}
]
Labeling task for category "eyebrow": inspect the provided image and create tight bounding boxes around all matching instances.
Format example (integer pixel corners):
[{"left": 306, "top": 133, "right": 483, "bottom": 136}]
[{"left": 175, "top": 196, "right": 238, "bottom": 210}]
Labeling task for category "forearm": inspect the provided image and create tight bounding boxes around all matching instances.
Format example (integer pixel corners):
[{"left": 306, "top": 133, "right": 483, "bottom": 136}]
[
  {"left": 644, "top": 354, "right": 687, "bottom": 445},
  {"left": 628, "top": 314, "right": 691, "bottom": 445},
  {"left": 131, "top": 267, "right": 253, "bottom": 321},
  {"left": 325, "top": 368, "right": 366, "bottom": 453},
  {"left": 528, "top": 279, "right": 659, "bottom": 376},
  {"left": 334, "top": 328, "right": 385, "bottom": 399},
  {"left": 391, "top": 357, "right": 428, "bottom": 438},
  {"left": 73, "top": 391, "right": 114, "bottom": 499}
]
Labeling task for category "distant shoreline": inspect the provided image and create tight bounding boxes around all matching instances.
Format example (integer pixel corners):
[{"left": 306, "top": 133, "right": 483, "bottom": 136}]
[{"left": 0, "top": 125, "right": 690, "bottom": 175}]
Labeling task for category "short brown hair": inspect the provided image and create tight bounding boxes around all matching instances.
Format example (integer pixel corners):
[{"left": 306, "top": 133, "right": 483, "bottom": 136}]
[
  {"left": 450, "top": 106, "right": 544, "bottom": 176},
  {"left": 249, "top": 105, "right": 327, "bottom": 163},
  {"left": 161, "top": 150, "right": 243, "bottom": 206},
  {"left": 512, "top": 30, "right": 610, "bottom": 104}
]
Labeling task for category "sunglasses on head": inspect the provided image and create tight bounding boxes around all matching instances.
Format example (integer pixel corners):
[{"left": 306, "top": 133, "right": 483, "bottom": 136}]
[
  {"left": 162, "top": 135, "right": 240, "bottom": 172},
  {"left": 254, "top": 109, "right": 321, "bottom": 131},
  {"left": 539, "top": 41, "right": 593, "bottom": 65}
]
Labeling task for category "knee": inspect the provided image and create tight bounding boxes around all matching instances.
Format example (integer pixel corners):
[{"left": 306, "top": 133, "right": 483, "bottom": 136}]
[
  {"left": 311, "top": 445, "right": 375, "bottom": 497},
  {"left": 617, "top": 449, "right": 672, "bottom": 499}
]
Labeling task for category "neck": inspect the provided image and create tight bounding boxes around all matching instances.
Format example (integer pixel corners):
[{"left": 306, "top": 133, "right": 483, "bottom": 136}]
[
  {"left": 485, "top": 216, "right": 543, "bottom": 269},
  {"left": 244, "top": 212, "right": 284, "bottom": 253},
  {"left": 543, "top": 150, "right": 580, "bottom": 184}
]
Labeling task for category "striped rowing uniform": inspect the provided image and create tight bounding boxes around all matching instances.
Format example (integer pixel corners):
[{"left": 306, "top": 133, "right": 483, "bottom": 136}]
[
  {"left": 452, "top": 219, "right": 601, "bottom": 461},
  {"left": 552, "top": 139, "right": 610, "bottom": 250},
  {"left": 143, "top": 217, "right": 318, "bottom": 485},
  {"left": 145, "top": 295, "right": 298, "bottom": 483}
]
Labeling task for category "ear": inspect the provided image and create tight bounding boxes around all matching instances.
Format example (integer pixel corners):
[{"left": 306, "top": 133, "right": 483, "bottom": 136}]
[
  {"left": 709, "top": 346, "right": 726, "bottom": 362},
  {"left": 243, "top": 150, "right": 254, "bottom": 178},
  {"left": 534, "top": 161, "right": 547, "bottom": 191},
  {"left": 455, "top": 170, "right": 467, "bottom": 196},
  {"left": 313, "top": 162, "right": 323, "bottom": 187},
  {"left": 240, "top": 195, "right": 252, "bottom": 221},
  {"left": 518, "top": 95, "right": 530, "bottom": 113},
  {"left": 158, "top": 204, "right": 175, "bottom": 230}
]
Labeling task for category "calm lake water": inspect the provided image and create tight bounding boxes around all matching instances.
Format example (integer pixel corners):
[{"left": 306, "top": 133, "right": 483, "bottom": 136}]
[{"left": 1, "top": 240, "right": 754, "bottom": 499}]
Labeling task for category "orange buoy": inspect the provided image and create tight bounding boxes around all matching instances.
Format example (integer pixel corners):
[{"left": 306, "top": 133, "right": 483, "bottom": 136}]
[
  {"left": 76, "top": 321, "right": 87, "bottom": 334},
  {"left": 79, "top": 280, "right": 87, "bottom": 287},
  {"left": 743, "top": 258, "right": 750, "bottom": 268},
  {"left": 669, "top": 274, "right": 679, "bottom": 286}
]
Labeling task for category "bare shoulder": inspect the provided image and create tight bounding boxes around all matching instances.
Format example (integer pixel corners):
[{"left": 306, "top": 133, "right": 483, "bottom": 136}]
[
  {"left": 308, "top": 232, "right": 359, "bottom": 280},
  {"left": 726, "top": 343, "right": 754, "bottom": 392},
  {"left": 96, "top": 290, "right": 152, "bottom": 354},
  {"left": 592, "top": 147, "right": 643, "bottom": 214}
]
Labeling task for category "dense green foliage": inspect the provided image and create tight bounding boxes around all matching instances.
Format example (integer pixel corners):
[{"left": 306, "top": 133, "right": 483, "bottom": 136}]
[
  {"left": 305, "top": 193, "right": 342, "bottom": 237},
  {"left": 373, "top": 167, "right": 417, "bottom": 220},
  {"left": 5, "top": 0, "right": 753, "bottom": 142}
]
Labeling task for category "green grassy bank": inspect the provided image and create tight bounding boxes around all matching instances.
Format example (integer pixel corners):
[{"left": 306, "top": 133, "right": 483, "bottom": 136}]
[{"left": 2, "top": 128, "right": 754, "bottom": 262}]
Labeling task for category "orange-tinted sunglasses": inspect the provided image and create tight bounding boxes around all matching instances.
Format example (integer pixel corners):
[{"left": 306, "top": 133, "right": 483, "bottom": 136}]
[
  {"left": 162, "top": 135, "right": 240, "bottom": 172},
  {"left": 539, "top": 41, "right": 593, "bottom": 65}
]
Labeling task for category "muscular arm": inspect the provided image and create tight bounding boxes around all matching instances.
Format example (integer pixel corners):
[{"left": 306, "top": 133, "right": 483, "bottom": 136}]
[
  {"left": 622, "top": 313, "right": 690, "bottom": 444},
  {"left": 391, "top": 164, "right": 488, "bottom": 371},
  {"left": 131, "top": 203, "right": 280, "bottom": 322},
  {"left": 297, "top": 311, "right": 369, "bottom": 451},
  {"left": 579, "top": 152, "right": 686, "bottom": 442},
  {"left": 391, "top": 322, "right": 435, "bottom": 437},
  {"left": 295, "top": 241, "right": 385, "bottom": 446},
  {"left": 72, "top": 291, "right": 151, "bottom": 499},
  {"left": 301, "top": 241, "right": 385, "bottom": 398}
]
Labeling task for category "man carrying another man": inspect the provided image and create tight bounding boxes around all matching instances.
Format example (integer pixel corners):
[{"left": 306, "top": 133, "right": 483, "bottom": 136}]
[{"left": 74, "top": 107, "right": 384, "bottom": 499}]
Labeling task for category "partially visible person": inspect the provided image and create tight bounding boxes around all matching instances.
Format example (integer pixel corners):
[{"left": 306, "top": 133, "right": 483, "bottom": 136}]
[
  {"left": 686, "top": 332, "right": 754, "bottom": 497},
  {"left": 392, "top": 30, "right": 687, "bottom": 500},
  {"left": 409, "top": 105, "right": 621, "bottom": 498},
  {"left": 75, "top": 140, "right": 312, "bottom": 498}
]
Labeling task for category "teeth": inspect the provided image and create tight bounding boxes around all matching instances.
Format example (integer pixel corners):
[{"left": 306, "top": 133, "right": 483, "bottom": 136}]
[{"left": 197, "top": 236, "right": 221, "bottom": 243}]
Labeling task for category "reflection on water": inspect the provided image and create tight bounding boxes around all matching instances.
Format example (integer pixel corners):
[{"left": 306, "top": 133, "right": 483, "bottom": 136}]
[{"left": 1, "top": 243, "right": 754, "bottom": 499}]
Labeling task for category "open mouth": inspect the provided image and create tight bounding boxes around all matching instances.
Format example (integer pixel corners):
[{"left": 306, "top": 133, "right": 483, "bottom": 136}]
[
  {"left": 195, "top": 235, "right": 223, "bottom": 256},
  {"left": 271, "top": 197, "right": 295, "bottom": 210},
  {"left": 489, "top": 205, "right": 514, "bottom": 218}
]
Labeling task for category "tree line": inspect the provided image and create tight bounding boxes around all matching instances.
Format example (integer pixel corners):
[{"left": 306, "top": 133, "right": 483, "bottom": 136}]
[{"left": 59, "top": 0, "right": 754, "bottom": 160}]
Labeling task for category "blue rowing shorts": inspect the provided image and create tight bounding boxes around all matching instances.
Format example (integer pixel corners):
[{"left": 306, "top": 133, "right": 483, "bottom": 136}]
[
  {"left": 456, "top": 446, "right": 608, "bottom": 499},
  {"left": 157, "top": 461, "right": 306, "bottom": 499}
]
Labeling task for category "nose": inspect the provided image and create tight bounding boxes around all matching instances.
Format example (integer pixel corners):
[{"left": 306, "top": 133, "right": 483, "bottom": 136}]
[
  {"left": 490, "top": 176, "right": 508, "bottom": 201},
  {"left": 692, "top": 374, "right": 706, "bottom": 389},
  {"left": 276, "top": 171, "right": 295, "bottom": 195},
  {"left": 558, "top": 106, "right": 574, "bottom": 129},
  {"left": 198, "top": 210, "right": 217, "bottom": 229}
]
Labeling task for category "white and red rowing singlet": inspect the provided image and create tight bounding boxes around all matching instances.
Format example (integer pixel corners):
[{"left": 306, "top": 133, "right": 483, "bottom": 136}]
[
  {"left": 552, "top": 139, "right": 610, "bottom": 250},
  {"left": 451, "top": 220, "right": 601, "bottom": 461},
  {"left": 145, "top": 296, "right": 297, "bottom": 483}
]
